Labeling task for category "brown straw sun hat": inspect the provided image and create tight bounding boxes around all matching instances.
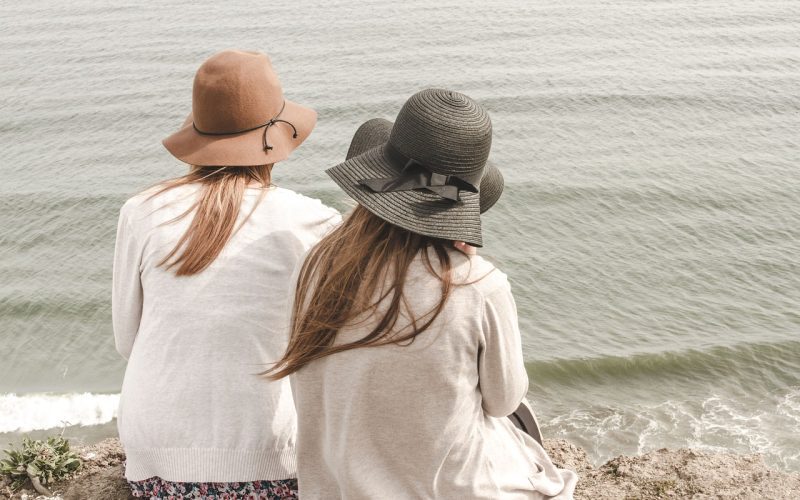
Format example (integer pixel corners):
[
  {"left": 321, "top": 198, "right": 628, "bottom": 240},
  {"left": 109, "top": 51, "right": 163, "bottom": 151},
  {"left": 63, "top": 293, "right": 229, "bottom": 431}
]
[
  {"left": 163, "top": 50, "right": 317, "bottom": 167},
  {"left": 345, "top": 117, "right": 505, "bottom": 215},
  {"left": 328, "top": 88, "right": 492, "bottom": 247}
]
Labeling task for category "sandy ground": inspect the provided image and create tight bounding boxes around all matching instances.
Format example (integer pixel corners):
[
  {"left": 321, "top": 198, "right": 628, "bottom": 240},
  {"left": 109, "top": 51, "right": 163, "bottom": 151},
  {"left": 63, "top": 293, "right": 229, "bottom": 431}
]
[
  {"left": 546, "top": 439, "right": 800, "bottom": 499},
  {"left": 2, "top": 438, "right": 799, "bottom": 499}
]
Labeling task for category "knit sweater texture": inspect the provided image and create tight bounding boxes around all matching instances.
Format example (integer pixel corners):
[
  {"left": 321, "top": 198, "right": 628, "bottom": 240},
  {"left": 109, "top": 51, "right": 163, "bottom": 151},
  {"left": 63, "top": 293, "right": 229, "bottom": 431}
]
[
  {"left": 290, "top": 251, "right": 578, "bottom": 499},
  {"left": 112, "top": 184, "right": 340, "bottom": 482}
]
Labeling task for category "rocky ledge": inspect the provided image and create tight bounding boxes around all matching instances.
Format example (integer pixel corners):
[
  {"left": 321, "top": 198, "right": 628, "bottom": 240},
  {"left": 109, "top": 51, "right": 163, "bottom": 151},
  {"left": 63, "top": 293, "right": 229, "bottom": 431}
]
[{"left": 2, "top": 438, "right": 799, "bottom": 499}]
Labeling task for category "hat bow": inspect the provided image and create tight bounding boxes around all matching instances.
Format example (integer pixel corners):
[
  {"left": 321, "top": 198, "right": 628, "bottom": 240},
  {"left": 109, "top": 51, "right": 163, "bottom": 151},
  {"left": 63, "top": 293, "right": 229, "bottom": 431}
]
[{"left": 358, "top": 157, "right": 478, "bottom": 202}]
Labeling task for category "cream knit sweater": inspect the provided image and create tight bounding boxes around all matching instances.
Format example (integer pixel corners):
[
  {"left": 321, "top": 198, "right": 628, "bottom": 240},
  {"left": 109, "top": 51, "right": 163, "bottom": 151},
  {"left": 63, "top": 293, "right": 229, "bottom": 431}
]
[
  {"left": 112, "top": 184, "right": 340, "bottom": 482},
  {"left": 290, "top": 251, "right": 578, "bottom": 499}
]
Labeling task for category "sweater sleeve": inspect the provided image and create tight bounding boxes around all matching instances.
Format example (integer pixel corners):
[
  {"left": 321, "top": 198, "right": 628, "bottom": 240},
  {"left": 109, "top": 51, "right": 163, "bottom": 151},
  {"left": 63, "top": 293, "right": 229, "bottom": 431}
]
[
  {"left": 112, "top": 205, "right": 143, "bottom": 360},
  {"left": 478, "top": 281, "right": 529, "bottom": 418}
]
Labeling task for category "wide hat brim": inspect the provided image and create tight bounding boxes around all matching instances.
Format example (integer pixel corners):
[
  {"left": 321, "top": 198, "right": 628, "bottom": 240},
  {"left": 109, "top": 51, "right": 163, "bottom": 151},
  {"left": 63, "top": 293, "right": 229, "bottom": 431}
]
[
  {"left": 327, "top": 144, "right": 483, "bottom": 247},
  {"left": 162, "top": 99, "right": 317, "bottom": 167},
  {"left": 350, "top": 117, "right": 504, "bottom": 216},
  {"left": 479, "top": 163, "right": 504, "bottom": 214}
]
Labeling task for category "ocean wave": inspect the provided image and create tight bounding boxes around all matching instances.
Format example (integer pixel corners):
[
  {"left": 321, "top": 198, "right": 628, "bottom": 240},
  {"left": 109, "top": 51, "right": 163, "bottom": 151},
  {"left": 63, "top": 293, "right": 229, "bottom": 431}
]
[
  {"left": 526, "top": 340, "right": 800, "bottom": 387},
  {"left": 505, "top": 180, "right": 800, "bottom": 213},
  {"left": 545, "top": 387, "right": 800, "bottom": 472},
  {"left": 0, "top": 393, "right": 119, "bottom": 434},
  {"left": 478, "top": 93, "right": 800, "bottom": 115}
]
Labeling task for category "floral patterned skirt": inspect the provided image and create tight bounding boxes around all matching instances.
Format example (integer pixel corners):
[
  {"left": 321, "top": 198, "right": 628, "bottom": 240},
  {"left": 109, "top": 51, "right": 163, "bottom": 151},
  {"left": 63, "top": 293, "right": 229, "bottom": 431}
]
[{"left": 128, "top": 477, "right": 298, "bottom": 499}]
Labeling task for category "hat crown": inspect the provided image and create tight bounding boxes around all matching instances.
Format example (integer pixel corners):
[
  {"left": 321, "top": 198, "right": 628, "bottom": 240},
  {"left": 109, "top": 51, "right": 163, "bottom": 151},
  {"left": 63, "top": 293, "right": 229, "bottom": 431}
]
[
  {"left": 346, "top": 118, "right": 393, "bottom": 160},
  {"left": 388, "top": 89, "right": 492, "bottom": 179},
  {"left": 192, "top": 50, "right": 284, "bottom": 133}
]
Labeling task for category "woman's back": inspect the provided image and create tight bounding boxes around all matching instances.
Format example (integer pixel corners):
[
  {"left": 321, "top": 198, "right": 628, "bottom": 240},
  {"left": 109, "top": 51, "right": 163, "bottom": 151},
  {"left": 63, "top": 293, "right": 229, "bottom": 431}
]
[
  {"left": 291, "top": 251, "right": 574, "bottom": 499},
  {"left": 114, "top": 183, "right": 339, "bottom": 482}
]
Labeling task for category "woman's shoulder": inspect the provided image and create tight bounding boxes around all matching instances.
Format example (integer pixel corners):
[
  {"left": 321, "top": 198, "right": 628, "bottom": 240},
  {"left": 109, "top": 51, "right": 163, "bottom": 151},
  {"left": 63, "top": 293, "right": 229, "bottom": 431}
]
[
  {"left": 267, "top": 188, "right": 342, "bottom": 230},
  {"left": 118, "top": 183, "right": 198, "bottom": 226},
  {"left": 270, "top": 187, "right": 339, "bottom": 214},
  {"left": 124, "top": 183, "right": 194, "bottom": 208},
  {"left": 118, "top": 187, "right": 154, "bottom": 221},
  {"left": 455, "top": 254, "right": 511, "bottom": 298}
]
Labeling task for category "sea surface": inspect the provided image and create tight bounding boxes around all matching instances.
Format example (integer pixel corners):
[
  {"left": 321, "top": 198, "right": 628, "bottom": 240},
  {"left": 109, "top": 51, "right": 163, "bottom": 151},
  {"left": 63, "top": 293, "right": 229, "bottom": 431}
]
[{"left": 1, "top": 0, "right": 799, "bottom": 471}]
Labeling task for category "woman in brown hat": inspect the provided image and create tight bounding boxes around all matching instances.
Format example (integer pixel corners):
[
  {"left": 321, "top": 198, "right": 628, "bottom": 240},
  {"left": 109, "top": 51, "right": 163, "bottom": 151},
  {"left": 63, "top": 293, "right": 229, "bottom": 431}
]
[
  {"left": 112, "top": 50, "right": 339, "bottom": 499},
  {"left": 268, "top": 89, "right": 577, "bottom": 498}
]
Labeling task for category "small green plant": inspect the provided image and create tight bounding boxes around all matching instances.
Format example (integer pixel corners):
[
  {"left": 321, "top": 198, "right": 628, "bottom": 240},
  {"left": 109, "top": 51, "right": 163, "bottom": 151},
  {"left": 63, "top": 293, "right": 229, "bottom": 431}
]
[{"left": 0, "top": 435, "right": 81, "bottom": 495}]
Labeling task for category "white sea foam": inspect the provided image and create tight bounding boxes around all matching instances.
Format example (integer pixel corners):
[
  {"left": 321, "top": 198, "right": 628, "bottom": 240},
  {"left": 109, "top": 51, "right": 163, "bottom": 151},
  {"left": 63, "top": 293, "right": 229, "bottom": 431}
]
[
  {"left": 0, "top": 393, "right": 119, "bottom": 433},
  {"left": 545, "top": 390, "right": 800, "bottom": 471}
]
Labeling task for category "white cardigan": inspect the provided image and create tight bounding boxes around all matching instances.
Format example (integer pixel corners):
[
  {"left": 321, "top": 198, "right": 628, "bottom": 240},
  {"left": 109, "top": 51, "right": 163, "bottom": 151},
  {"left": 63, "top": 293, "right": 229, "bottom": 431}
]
[
  {"left": 112, "top": 184, "right": 340, "bottom": 482},
  {"left": 290, "top": 251, "right": 578, "bottom": 499}
]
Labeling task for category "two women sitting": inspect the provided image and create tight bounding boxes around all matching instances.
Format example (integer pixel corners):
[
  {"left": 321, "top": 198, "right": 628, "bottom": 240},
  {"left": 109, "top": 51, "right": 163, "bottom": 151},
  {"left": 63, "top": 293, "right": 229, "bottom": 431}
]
[{"left": 113, "top": 50, "right": 577, "bottom": 499}]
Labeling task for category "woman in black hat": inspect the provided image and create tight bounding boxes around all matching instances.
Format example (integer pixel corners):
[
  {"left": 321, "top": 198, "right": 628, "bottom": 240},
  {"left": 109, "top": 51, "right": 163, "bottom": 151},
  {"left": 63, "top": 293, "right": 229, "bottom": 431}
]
[
  {"left": 268, "top": 89, "right": 577, "bottom": 498},
  {"left": 344, "top": 116, "right": 545, "bottom": 443}
]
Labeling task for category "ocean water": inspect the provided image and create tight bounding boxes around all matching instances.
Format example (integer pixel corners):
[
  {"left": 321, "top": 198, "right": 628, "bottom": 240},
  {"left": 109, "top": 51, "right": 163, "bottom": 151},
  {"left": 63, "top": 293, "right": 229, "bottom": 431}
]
[{"left": 2, "top": 0, "right": 799, "bottom": 471}]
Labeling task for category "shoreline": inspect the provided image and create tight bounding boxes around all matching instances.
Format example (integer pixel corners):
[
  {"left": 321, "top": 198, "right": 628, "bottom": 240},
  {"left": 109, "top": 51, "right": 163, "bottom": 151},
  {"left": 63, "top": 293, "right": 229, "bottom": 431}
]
[{"left": 2, "top": 439, "right": 798, "bottom": 499}]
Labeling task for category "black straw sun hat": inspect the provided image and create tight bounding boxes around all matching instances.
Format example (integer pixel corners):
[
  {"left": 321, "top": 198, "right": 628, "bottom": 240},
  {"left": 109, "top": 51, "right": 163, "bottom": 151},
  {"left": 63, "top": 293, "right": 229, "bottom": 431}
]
[
  {"left": 345, "top": 117, "right": 505, "bottom": 216},
  {"left": 346, "top": 118, "right": 393, "bottom": 161},
  {"left": 328, "top": 89, "right": 492, "bottom": 247},
  {"left": 478, "top": 164, "right": 504, "bottom": 213}
]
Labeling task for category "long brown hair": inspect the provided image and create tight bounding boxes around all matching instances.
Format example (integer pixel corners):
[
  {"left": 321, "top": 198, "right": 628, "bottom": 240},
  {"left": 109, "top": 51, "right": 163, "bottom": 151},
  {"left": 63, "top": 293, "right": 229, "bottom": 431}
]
[
  {"left": 151, "top": 164, "right": 272, "bottom": 276},
  {"left": 267, "top": 205, "right": 462, "bottom": 379}
]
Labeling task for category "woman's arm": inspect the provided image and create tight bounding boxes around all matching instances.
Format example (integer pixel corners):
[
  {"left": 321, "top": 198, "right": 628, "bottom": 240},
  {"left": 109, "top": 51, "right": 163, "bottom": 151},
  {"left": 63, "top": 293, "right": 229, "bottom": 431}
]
[
  {"left": 478, "top": 282, "right": 529, "bottom": 417},
  {"left": 111, "top": 205, "right": 143, "bottom": 360}
]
